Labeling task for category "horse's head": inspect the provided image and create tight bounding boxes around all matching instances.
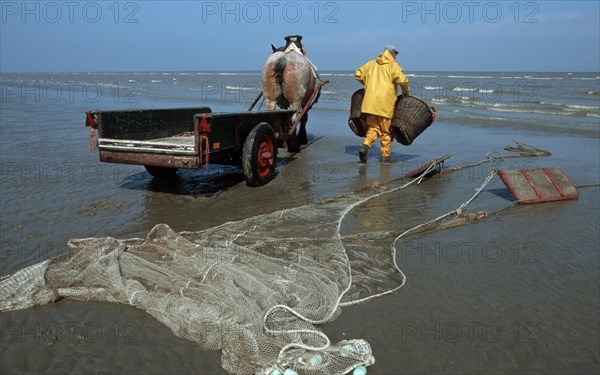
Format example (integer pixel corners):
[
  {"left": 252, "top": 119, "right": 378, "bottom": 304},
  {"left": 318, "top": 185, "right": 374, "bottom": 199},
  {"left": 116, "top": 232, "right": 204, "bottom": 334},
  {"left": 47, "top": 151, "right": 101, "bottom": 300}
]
[{"left": 271, "top": 35, "right": 306, "bottom": 54}]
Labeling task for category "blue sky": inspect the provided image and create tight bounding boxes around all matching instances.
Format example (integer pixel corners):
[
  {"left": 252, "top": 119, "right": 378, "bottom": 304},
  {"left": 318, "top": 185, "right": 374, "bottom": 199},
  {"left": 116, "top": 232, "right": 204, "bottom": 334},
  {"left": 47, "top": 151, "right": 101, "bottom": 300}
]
[{"left": 1, "top": 0, "right": 599, "bottom": 72}]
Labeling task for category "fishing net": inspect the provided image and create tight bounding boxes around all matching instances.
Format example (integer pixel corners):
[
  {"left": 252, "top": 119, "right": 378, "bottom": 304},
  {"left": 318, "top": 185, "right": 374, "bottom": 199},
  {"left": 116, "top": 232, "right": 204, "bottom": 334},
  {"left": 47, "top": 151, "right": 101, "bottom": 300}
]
[{"left": 0, "top": 164, "right": 495, "bottom": 375}]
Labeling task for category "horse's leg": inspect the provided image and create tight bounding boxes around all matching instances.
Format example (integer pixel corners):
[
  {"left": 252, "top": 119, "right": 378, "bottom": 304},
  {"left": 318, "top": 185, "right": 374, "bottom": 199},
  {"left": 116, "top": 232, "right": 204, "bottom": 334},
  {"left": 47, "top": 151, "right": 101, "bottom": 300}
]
[
  {"left": 280, "top": 57, "right": 303, "bottom": 124},
  {"left": 262, "top": 80, "right": 279, "bottom": 111},
  {"left": 300, "top": 72, "right": 315, "bottom": 147},
  {"left": 283, "top": 55, "right": 314, "bottom": 147},
  {"left": 265, "top": 99, "right": 277, "bottom": 110},
  {"left": 298, "top": 112, "right": 308, "bottom": 145},
  {"left": 261, "top": 57, "right": 283, "bottom": 111},
  {"left": 286, "top": 99, "right": 303, "bottom": 153}
]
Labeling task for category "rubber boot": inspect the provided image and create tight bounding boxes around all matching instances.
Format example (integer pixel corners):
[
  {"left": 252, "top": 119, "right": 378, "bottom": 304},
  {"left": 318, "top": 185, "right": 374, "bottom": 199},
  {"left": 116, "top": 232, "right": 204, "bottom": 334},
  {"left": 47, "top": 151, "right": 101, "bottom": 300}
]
[
  {"left": 359, "top": 144, "right": 369, "bottom": 163},
  {"left": 380, "top": 156, "right": 397, "bottom": 164}
]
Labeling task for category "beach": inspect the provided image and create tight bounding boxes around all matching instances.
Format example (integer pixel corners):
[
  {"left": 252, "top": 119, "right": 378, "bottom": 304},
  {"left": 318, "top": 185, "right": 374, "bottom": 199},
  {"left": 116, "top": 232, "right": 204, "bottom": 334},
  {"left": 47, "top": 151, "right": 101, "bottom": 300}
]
[{"left": 1, "top": 71, "right": 599, "bottom": 374}]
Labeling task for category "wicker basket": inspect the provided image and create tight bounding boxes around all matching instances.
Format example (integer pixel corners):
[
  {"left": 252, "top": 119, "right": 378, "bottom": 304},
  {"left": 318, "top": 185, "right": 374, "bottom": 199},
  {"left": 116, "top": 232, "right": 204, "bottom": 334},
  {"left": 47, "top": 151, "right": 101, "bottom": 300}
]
[
  {"left": 348, "top": 89, "right": 367, "bottom": 137},
  {"left": 349, "top": 90, "right": 434, "bottom": 144},
  {"left": 391, "top": 95, "right": 434, "bottom": 145}
]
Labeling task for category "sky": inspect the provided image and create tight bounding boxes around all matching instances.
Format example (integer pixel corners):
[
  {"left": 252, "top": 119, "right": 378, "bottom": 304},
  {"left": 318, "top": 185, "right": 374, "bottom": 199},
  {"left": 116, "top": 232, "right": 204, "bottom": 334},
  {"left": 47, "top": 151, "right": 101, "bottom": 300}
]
[{"left": 1, "top": 0, "right": 599, "bottom": 72}]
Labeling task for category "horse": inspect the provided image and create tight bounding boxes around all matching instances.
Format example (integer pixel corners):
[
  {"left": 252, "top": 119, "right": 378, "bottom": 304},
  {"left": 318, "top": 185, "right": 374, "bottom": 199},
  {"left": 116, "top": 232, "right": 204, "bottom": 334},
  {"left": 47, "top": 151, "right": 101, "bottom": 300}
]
[{"left": 261, "top": 35, "right": 317, "bottom": 151}]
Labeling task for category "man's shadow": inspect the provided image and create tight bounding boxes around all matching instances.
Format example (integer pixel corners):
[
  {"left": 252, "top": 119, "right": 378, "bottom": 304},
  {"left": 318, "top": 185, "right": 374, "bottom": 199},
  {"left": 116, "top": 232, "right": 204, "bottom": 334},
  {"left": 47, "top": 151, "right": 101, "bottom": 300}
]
[{"left": 344, "top": 145, "right": 419, "bottom": 162}]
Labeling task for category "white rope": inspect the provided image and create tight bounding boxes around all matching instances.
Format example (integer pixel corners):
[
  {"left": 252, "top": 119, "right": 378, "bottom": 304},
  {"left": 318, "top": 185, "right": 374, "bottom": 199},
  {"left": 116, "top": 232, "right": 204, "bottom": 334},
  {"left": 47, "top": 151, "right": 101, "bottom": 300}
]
[
  {"left": 264, "top": 161, "right": 439, "bottom": 364},
  {"left": 459, "top": 170, "right": 498, "bottom": 210},
  {"left": 343, "top": 170, "right": 498, "bottom": 307}
]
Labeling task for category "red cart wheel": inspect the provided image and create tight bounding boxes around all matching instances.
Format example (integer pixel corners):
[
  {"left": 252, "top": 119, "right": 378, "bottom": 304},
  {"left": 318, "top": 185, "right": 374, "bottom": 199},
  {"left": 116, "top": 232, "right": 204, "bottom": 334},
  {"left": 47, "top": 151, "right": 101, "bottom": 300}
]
[{"left": 242, "top": 123, "right": 277, "bottom": 186}]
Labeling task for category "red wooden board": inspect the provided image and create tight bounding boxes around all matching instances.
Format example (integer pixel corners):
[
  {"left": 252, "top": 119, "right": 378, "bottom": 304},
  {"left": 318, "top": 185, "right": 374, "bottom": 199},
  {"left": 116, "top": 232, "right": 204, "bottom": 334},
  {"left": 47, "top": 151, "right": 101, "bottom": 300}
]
[
  {"left": 498, "top": 168, "right": 579, "bottom": 204},
  {"left": 405, "top": 153, "right": 453, "bottom": 179}
]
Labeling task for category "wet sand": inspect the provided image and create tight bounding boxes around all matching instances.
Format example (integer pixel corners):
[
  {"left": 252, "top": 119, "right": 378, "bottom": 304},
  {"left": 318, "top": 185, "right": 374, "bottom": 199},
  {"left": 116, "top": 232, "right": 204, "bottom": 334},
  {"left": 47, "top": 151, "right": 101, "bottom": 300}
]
[{"left": 1, "top": 103, "right": 599, "bottom": 374}]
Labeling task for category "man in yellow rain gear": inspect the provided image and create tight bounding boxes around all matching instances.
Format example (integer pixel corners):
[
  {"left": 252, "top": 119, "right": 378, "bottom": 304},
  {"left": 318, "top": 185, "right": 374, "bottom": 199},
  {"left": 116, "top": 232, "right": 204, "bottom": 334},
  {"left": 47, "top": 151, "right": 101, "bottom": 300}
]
[{"left": 355, "top": 45, "right": 410, "bottom": 163}]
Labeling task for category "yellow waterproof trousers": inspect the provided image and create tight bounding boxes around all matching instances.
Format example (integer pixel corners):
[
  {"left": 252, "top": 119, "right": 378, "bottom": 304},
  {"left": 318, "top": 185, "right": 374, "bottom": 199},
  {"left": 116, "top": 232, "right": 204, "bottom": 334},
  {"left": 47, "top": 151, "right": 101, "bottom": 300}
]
[{"left": 363, "top": 114, "right": 393, "bottom": 157}]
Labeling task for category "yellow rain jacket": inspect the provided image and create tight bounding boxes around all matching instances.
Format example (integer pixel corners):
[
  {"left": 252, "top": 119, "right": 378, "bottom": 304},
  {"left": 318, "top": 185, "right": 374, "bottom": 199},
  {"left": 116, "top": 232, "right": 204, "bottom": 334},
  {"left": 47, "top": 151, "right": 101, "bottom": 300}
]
[{"left": 355, "top": 49, "right": 410, "bottom": 119}]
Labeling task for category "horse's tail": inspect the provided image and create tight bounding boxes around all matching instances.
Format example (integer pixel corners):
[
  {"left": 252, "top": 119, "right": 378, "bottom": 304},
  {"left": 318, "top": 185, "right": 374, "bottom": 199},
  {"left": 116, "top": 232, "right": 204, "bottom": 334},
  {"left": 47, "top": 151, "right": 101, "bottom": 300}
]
[{"left": 272, "top": 55, "right": 286, "bottom": 86}]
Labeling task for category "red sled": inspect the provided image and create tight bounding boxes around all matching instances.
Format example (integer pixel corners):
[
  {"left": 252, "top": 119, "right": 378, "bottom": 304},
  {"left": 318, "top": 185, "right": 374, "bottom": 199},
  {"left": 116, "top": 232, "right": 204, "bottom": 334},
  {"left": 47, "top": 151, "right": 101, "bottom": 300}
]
[{"left": 498, "top": 168, "right": 579, "bottom": 204}]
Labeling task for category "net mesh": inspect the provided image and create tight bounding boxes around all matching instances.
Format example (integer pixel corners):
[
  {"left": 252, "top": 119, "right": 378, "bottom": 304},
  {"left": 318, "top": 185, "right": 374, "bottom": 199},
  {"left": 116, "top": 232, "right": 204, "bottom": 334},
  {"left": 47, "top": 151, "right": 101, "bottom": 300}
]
[{"left": 2, "top": 170, "right": 487, "bottom": 375}]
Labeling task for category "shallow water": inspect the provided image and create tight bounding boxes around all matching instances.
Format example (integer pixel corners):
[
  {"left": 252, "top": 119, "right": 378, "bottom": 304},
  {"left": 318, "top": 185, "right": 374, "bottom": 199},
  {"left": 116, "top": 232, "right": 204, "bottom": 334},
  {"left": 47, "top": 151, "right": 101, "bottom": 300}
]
[{"left": 1, "top": 72, "right": 599, "bottom": 374}]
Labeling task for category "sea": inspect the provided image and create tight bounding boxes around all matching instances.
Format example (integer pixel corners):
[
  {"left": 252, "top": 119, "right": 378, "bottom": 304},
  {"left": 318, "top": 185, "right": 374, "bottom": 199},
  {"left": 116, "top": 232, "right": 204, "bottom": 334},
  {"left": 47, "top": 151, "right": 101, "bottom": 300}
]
[
  {"left": 2, "top": 71, "right": 598, "bottom": 131},
  {"left": 1, "top": 71, "right": 599, "bottom": 374}
]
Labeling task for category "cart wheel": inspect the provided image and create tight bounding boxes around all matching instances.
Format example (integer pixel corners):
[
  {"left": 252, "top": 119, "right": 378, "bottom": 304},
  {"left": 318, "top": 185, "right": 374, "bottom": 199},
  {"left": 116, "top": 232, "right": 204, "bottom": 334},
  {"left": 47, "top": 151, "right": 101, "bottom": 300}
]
[
  {"left": 242, "top": 122, "right": 277, "bottom": 186},
  {"left": 145, "top": 166, "right": 179, "bottom": 178}
]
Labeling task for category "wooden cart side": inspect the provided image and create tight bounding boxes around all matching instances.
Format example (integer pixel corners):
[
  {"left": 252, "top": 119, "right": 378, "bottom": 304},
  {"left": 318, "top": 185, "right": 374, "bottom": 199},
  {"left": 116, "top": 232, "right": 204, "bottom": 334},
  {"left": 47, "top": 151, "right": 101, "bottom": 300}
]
[
  {"left": 99, "top": 150, "right": 201, "bottom": 169},
  {"left": 97, "top": 107, "right": 211, "bottom": 141},
  {"left": 92, "top": 107, "right": 211, "bottom": 171},
  {"left": 197, "top": 109, "right": 295, "bottom": 155}
]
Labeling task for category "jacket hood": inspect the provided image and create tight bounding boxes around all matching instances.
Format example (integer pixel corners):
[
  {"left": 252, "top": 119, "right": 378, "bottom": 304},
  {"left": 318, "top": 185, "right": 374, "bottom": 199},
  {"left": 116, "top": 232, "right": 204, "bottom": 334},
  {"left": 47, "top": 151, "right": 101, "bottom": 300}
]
[{"left": 376, "top": 49, "right": 396, "bottom": 64}]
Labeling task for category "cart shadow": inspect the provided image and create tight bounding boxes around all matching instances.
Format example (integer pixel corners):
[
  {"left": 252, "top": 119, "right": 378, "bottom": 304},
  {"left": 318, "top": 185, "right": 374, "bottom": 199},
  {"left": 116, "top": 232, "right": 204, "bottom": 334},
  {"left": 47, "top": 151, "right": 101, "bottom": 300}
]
[
  {"left": 118, "top": 135, "right": 323, "bottom": 196},
  {"left": 120, "top": 165, "right": 246, "bottom": 197}
]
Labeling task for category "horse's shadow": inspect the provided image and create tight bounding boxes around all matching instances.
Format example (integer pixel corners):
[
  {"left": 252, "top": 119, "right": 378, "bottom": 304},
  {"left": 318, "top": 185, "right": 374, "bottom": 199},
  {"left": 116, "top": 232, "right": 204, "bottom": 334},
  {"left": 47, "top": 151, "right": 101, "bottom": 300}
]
[{"left": 278, "top": 134, "right": 323, "bottom": 166}]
